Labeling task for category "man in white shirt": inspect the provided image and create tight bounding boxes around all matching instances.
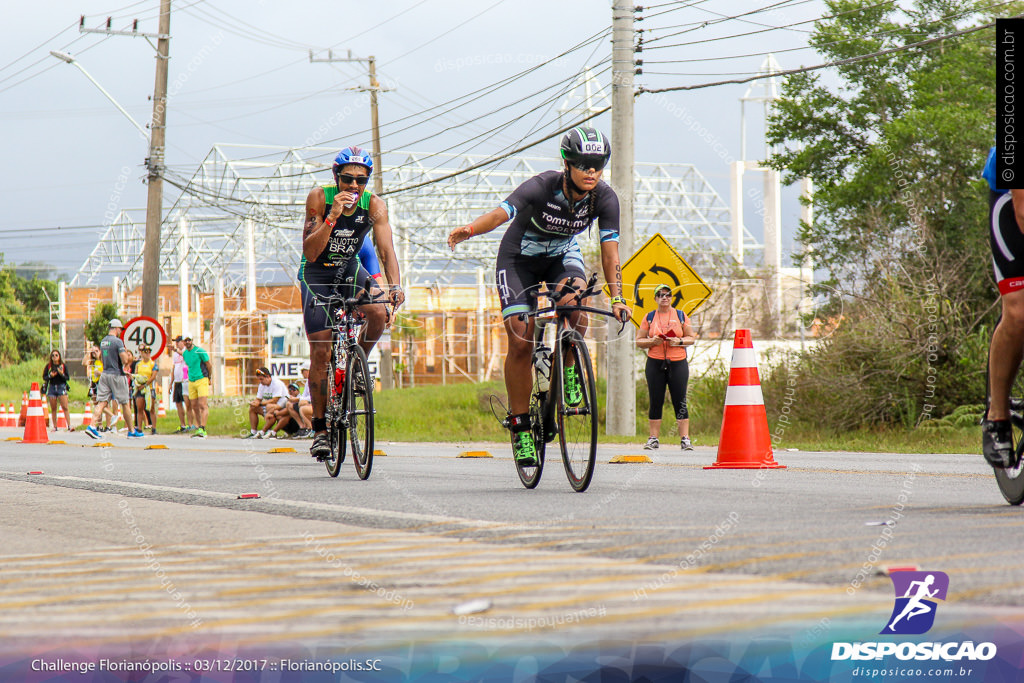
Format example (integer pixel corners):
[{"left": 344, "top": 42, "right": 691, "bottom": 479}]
[
  {"left": 246, "top": 366, "right": 288, "bottom": 438},
  {"left": 284, "top": 360, "right": 314, "bottom": 437},
  {"left": 170, "top": 336, "right": 193, "bottom": 433}
]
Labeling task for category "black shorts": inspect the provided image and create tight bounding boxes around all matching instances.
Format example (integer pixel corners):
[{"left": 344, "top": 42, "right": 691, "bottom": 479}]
[
  {"left": 495, "top": 247, "right": 586, "bottom": 319},
  {"left": 299, "top": 258, "right": 373, "bottom": 335},
  {"left": 990, "top": 190, "right": 1024, "bottom": 295},
  {"left": 172, "top": 382, "right": 185, "bottom": 403}
]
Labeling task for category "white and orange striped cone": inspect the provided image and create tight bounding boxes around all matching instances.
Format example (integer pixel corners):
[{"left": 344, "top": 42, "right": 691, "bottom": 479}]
[
  {"left": 57, "top": 410, "right": 68, "bottom": 430},
  {"left": 18, "top": 392, "right": 27, "bottom": 427},
  {"left": 157, "top": 397, "right": 166, "bottom": 418},
  {"left": 0, "top": 404, "right": 9, "bottom": 428},
  {"left": 705, "top": 329, "right": 785, "bottom": 470},
  {"left": 4, "top": 403, "right": 13, "bottom": 428},
  {"left": 22, "top": 383, "right": 48, "bottom": 444},
  {"left": 82, "top": 408, "right": 92, "bottom": 427}
]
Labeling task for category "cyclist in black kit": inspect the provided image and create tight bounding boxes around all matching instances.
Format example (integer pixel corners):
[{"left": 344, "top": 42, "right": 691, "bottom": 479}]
[
  {"left": 982, "top": 145, "right": 1024, "bottom": 467},
  {"left": 301, "top": 146, "right": 404, "bottom": 460},
  {"left": 448, "top": 126, "right": 631, "bottom": 466}
]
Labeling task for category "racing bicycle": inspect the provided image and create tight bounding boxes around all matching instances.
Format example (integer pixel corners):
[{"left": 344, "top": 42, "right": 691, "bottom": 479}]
[
  {"left": 995, "top": 397, "right": 1024, "bottom": 504},
  {"left": 321, "top": 282, "right": 383, "bottom": 479},
  {"left": 510, "top": 274, "right": 626, "bottom": 493}
]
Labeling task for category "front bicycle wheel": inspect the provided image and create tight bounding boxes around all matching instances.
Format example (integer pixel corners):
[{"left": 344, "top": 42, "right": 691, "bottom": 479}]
[
  {"left": 995, "top": 407, "right": 1024, "bottom": 505},
  {"left": 347, "top": 344, "right": 374, "bottom": 480},
  {"left": 516, "top": 386, "right": 546, "bottom": 489},
  {"left": 324, "top": 339, "right": 346, "bottom": 478},
  {"left": 554, "top": 328, "right": 597, "bottom": 492}
]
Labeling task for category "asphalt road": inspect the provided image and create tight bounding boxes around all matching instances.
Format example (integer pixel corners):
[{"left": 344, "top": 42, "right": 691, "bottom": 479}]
[{"left": 0, "top": 428, "right": 1021, "bottom": 654}]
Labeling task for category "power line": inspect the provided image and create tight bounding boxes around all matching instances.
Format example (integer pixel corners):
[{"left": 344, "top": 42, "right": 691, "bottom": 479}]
[{"left": 637, "top": 16, "right": 1007, "bottom": 95}]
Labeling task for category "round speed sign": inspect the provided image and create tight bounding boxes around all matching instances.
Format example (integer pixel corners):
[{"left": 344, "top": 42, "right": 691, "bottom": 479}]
[{"left": 120, "top": 316, "right": 167, "bottom": 358}]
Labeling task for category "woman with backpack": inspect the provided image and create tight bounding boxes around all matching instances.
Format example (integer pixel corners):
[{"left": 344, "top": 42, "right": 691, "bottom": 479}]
[{"left": 636, "top": 284, "right": 697, "bottom": 451}]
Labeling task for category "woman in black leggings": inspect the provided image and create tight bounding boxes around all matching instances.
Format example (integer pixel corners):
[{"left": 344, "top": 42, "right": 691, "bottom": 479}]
[{"left": 636, "top": 284, "right": 697, "bottom": 450}]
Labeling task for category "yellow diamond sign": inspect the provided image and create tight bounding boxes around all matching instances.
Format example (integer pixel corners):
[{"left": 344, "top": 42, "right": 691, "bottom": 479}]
[{"left": 609, "top": 233, "right": 712, "bottom": 328}]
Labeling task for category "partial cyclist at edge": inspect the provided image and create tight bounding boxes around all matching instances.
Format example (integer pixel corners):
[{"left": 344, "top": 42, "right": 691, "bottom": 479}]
[
  {"left": 983, "top": 145, "right": 1024, "bottom": 468},
  {"left": 448, "top": 126, "right": 631, "bottom": 467},
  {"left": 301, "top": 146, "right": 404, "bottom": 461}
]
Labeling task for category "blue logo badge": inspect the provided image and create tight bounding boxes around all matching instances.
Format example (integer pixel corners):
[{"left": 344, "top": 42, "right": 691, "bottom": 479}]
[{"left": 881, "top": 571, "right": 949, "bottom": 635}]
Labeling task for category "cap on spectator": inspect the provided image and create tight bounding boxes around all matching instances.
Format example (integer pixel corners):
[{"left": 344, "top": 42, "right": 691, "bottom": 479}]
[
  {"left": 109, "top": 318, "right": 123, "bottom": 329},
  {"left": 653, "top": 284, "right": 673, "bottom": 295},
  {"left": 183, "top": 335, "right": 193, "bottom": 341},
  {"left": 256, "top": 366, "right": 271, "bottom": 377},
  {"left": 299, "top": 360, "right": 310, "bottom": 371},
  {"left": 173, "top": 335, "right": 183, "bottom": 342},
  {"left": 288, "top": 383, "right": 299, "bottom": 391},
  {"left": 139, "top": 344, "right": 151, "bottom": 352}
]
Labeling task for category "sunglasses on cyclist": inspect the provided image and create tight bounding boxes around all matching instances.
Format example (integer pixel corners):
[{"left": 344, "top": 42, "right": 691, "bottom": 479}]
[
  {"left": 336, "top": 173, "right": 369, "bottom": 186},
  {"left": 569, "top": 156, "right": 608, "bottom": 172}
]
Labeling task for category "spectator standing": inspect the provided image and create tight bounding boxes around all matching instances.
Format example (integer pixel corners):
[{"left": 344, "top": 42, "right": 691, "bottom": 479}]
[
  {"left": 43, "top": 350, "right": 73, "bottom": 432},
  {"left": 170, "top": 336, "right": 193, "bottom": 433},
  {"left": 182, "top": 335, "right": 212, "bottom": 438},
  {"left": 635, "top": 284, "right": 697, "bottom": 451}
]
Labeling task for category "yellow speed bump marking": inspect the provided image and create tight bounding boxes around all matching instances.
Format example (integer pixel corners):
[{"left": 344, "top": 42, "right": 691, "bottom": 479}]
[
  {"left": 145, "top": 444, "right": 168, "bottom": 450},
  {"left": 373, "top": 449, "right": 386, "bottom": 456},
  {"left": 47, "top": 441, "right": 67, "bottom": 445},
  {"left": 610, "top": 455, "right": 653, "bottom": 464},
  {"left": 269, "top": 447, "right": 296, "bottom": 453},
  {"left": 457, "top": 451, "right": 493, "bottom": 458},
  {"left": 6, "top": 437, "right": 21, "bottom": 442},
  {"left": 91, "top": 442, "right": 114, "bottom": 448}
]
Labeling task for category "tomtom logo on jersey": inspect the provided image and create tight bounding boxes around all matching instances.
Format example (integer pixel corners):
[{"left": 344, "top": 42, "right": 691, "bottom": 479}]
[{"left": 831, "top": 642, "right": 996, "bottom": 662}]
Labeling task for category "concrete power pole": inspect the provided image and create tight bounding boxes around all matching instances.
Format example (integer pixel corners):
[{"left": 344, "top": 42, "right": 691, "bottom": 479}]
[
  {"left": 140, "top": 0, "right": 170, "bottom": 319},
  {"left": 606, "top": 0, "right": 637, "bottom": 435},
  {"left": 79, "top": 7, "right": 170, "bottom": 319},
  {"left": 310, "top": 50, "right": 395, "bottom": 389}
]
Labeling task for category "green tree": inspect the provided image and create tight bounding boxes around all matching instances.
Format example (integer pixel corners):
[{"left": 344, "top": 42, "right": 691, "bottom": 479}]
[
  {"left": 762, "top": 0, "right": 1012, "bottom": 424},
  {"left": 85, "top": 303, "right": 121, "bottom": 348}
]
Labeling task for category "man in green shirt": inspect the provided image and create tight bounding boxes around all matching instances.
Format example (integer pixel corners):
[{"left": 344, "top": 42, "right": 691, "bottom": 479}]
[{"left": 182, "top": 336, "right": 212, "bottom": 438}]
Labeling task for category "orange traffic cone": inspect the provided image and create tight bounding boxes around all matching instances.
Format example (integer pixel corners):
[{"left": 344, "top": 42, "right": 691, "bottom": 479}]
[
  {"left": 8, "top": 402, "right": 15, "bottom": 428},
  {"left": 82, "top": 408, "right": 92, "bottom": 427},
  {"left": 157, "top": 397, "right": 166, "bottom": 418},
  {"left": 22, "top": 383, "right": 48, "bottom": 444},
  {"left": 57, "top": 410, "right": 68, "bottom": 430},
  {"left": 18, "top": 392, "right": 27, "bottom": 427},
  {"left": 705, "top": 329, "right": 785, "bottom": 470},
  {"left": 0, "top": 404, "right": 8, "bottom": 428}
]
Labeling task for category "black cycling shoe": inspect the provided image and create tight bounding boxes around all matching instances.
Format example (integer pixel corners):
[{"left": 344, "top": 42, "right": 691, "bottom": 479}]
[
  {"left": 982, "top": 419, "right": 1015, "bottom": 468},
  {"left": 310, "top": 431, "right": 331, "bottom": 461}
]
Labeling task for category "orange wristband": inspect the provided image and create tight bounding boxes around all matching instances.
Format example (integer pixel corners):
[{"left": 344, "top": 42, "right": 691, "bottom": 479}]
[
  {"left": 467, "top": 224, "right": 475, "bottom": 236},
  {"left": 324, "top": 218, "right": 336, "bottom": 229}
]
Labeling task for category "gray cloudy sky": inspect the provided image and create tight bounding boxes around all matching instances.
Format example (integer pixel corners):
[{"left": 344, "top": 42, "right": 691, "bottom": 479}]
[{"left": 0, "top": 0, "right": 827, "bottom": 278}]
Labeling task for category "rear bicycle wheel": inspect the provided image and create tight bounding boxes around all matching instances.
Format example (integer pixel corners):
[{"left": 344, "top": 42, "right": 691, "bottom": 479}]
[
  {"left": 515, "top": 382, "right": 546, "bottom": 489},
  {"left": 554, "top": 328, "right": 597, "bottom": 492},
  {"left": 324, "top": 339, "right": 346, "bottom": 478},
  {"left": 995, "top": 408, "right": 1024, "bottom": 505},
  {"left": 347, "top": 344, "right": 374, "bottom": 480}
]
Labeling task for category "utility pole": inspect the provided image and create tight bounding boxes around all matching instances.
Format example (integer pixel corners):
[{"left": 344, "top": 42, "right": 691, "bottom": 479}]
[
  {"left": 80, "top": 5, "right": 170, "bottom": 319},
  {"left": 606, "top": 1, "right": 637, "bottom": 435},
  {"left": 310, "top": 50, "right": 396, "bottom": 389}
]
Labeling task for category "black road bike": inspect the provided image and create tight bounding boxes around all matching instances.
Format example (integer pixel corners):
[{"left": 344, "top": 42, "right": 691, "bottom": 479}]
[
  {"left": 511, "top": 274, "right": 626, "bottom": 493},
  {"left": 321, "top": 285, "right": 383, "bottom": 479},
  {"left": 995, "top": 397, "right": 1024, "bottom": 504}
]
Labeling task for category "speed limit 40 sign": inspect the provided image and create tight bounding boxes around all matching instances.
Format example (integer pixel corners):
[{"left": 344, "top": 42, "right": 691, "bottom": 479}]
[{"left": 121, "top": 316, "right": 167, "bottom": 358}]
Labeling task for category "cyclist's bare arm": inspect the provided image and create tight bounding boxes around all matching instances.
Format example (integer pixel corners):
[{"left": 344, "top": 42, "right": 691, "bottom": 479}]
[
  {"left": 303, "top": 186, "right": 344, "bottom": 261},
  {"left": 368, "top": 194, "right": 404, "bottom": 308},
  {"left": 600, "top": 241, "right": 631, "bottom": 322},
  {"left": 448, "top": 206, "right": 509, "bottom": 250},
  {"left": 1012, "top": 189, "right": 1024, "bottom": 233}
]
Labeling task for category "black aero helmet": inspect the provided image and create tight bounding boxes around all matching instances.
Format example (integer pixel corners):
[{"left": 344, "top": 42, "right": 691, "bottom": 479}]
[{"left": 560, "top": 126, "right": 611, "bottom": 171}]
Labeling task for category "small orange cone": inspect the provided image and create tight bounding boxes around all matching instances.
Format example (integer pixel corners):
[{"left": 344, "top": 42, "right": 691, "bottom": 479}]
[
  {"left": 157, "top": 397, "right": 166, "bottom": 418},
  {"left": 82, "top": 408, "right": 92, "bottom": 427},
  {"left": 6, "top": 403, "right": 14, "bottom": 428},
  {"left": 57, "top": 410, "right": 68, "bottom": 430},
  {"left": 0, "top": 404, "right": 9, "bottom": 428},
  {"left": 22, "top": 383, "right": 48, "bottom": 445},
  {"left": 18, "top": 393, "right": 27, "bottom": 427},
  {"left": 705, "top": 329, "right": 785, "bottom": 470}
]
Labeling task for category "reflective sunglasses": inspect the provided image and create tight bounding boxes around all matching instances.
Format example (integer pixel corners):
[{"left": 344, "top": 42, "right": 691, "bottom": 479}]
[
  {"left": 569, "top": 156, "right": 608, "bottom": 172},
  {"left": 655, "top": 291, "right": 672, "bottom": 298},
  {"left": 337, "top": 173, "right": 369, "bottom": 186}
]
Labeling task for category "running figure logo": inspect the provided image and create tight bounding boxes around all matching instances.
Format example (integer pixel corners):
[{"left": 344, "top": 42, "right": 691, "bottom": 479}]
[{"left": 880, "top": 571, "right": 949, "bottom": 635}]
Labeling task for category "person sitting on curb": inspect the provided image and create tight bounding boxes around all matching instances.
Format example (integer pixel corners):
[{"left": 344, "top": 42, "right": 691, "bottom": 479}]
[{"left": 245, "top": 366, "right": 288, "bottom": 439}]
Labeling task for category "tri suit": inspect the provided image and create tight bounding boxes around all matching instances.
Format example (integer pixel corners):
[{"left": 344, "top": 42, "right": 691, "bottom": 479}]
[
  {"left": 984, "top": 146, "right": 1024, "bottom": 295},
  {"left": 495, "top": 170, "right": 620, "bottom": 318},
  {"left": 299, "top": 186, "right": 376, "bottom": 334}
]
